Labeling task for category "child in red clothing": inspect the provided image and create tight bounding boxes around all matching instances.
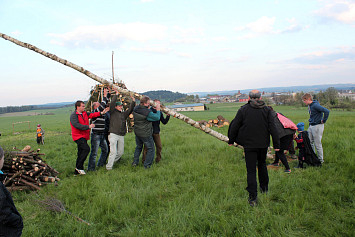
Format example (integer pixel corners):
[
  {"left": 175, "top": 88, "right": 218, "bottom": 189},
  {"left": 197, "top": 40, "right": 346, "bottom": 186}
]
[{"left": 294, "top": 122, "right": 306, "bottom": 168}]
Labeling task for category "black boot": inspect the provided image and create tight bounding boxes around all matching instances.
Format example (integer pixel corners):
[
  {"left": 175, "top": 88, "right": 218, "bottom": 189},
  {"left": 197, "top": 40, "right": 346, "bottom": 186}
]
[{"left": 295, "top": 161, "right": 304, "bottom": 169}]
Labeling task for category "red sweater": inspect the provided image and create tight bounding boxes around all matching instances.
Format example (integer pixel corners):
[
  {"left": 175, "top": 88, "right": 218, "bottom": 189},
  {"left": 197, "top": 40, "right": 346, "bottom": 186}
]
[{"left": 70, "top": 111, "right": 101, "bottom": 141}]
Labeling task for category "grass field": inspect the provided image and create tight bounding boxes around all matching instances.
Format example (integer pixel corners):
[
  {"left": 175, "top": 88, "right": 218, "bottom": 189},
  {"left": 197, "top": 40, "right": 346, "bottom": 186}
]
[{"left": 0, "top": 103, "right": 354, "bottom": 236}]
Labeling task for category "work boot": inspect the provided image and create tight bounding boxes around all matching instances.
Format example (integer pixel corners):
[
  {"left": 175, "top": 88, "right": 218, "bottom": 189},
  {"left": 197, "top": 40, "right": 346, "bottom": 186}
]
[
  {"left": 295, "top": 161, "right": 304, "bottom": 169},
  {"left": 248, "top": 196, "right": 258, "bottom": 207}
]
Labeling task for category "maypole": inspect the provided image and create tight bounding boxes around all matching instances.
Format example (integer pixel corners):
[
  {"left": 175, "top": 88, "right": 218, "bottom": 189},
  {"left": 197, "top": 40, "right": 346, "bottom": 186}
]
[{"left": 0, "top": 33, "right": 241, "bottom": 148}]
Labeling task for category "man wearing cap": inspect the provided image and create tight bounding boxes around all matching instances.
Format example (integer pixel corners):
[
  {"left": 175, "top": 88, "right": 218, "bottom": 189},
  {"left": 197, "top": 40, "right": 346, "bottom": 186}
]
[
  {"left": 228, "top": 90, "right": 280, "bottom": 207},
  {"left": 106, "top": 88, "right": 135, "bottom": 170}
]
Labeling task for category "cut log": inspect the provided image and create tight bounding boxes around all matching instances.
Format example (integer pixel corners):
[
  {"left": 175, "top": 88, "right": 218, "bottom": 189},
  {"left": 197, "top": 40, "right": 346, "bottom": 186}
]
[
  {"left": 19, "top": 179, "right": 41, "bottom": 190},
  {"left": 4, "top": 171, "right": 24, "bottom": 186},
  {"left": 22, "top": 145, "right": 31, "bottom": 152},
  {"left": 217, "top": 115, "right": 225, "bottom": 121}
]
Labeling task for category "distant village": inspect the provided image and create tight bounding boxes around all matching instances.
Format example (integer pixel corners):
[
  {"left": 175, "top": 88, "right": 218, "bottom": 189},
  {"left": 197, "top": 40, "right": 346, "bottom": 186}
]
[
  {"left": 169, "top": 89, "right": 355, "bottom": 112},
  {"left": 199, "top": 90, "right": 355, "bottom": 104}
]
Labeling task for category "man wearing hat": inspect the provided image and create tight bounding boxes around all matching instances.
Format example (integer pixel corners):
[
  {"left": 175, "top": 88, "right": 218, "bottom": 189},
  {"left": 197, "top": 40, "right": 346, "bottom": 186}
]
[{"left": 106, "top": 87, "right": 135, "bottom": 170}]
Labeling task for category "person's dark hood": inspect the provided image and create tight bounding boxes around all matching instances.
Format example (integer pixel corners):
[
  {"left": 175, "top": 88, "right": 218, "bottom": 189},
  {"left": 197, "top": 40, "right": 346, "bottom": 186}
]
[
  {"left": 248, "top": 99, "right": 266, "bottom": 109},
  {"left": 133, "top": 105, "right": 150, "bottom": 117}
]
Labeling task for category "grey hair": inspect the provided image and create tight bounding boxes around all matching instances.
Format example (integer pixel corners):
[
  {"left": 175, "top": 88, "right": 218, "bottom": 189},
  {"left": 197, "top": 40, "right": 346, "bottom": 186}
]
[{"left": 249, "top": 90, "right": 261, "bottom": 99}]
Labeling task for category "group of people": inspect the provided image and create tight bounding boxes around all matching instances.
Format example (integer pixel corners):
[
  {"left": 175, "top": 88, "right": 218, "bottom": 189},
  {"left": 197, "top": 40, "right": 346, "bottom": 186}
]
[
  {"left": 0, "top": 89, "right": 331, "bottom": 237},
  {"left": 228, "top": 90, "right": 329, "bottom": 206},
  {"left": 69, "top": 87, "right": 170, "bottom": 175}
]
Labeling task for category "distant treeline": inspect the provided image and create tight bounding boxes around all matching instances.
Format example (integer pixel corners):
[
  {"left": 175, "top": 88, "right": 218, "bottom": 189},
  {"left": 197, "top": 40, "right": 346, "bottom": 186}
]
[
  {"left": 270, "top": 87, "right": 355, "bottom": 110},
  {"left": 0, "top": 103, "right": 74, "bottom": 114},
  {"left": 142, "top": 90, "right": 187, "bottom": 102}
]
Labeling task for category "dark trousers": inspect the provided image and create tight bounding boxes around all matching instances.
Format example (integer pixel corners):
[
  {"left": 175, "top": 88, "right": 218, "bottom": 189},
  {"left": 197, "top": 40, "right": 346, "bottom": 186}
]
[
  {"left": 74, "top": 138, "right": 90, "bottom": 170},
  {"left": 104, "top": 132, "right": 110, "bottom": 154},
  {"left": 37, "top": 136, "right": 43, "bottom": 144},
  {"left": 274, "top": 134, "right": 293, "bottom": 170},
  {"left": 142, "top": 133, "right": 163, "bottom": 163},
  {"left": 288, "top": 140, "right": 295, "bottom": 155},
  {"left": 244, "top": 148, "right": 269, "bottom": 199},
  {"left": 133, "top": 135, "right": 155, "bottom": 168},
  {"left": 0, "top": 225, "right": 23, "bottom": 237}
]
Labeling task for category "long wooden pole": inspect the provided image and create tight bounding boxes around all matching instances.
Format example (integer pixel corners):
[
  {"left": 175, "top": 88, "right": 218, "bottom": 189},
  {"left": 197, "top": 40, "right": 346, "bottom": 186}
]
[{"left": 0, "top": 33, "right": 241, "bottom": 148}]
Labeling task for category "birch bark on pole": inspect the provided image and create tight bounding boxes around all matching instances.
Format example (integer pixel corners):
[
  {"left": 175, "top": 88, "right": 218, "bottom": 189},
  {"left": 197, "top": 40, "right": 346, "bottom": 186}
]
[{"left": 0, "top": 33, "right": 242, "bottom": 149}]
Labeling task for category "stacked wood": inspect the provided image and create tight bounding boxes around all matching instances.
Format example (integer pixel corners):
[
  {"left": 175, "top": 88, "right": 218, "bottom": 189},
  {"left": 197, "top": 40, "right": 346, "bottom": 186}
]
[
  {"left": 199, "top": 115, "right": 230, "bottom": 128},
  {"left": 87, "top": 83, "right": 135, "bottom": 133},
  {"left": 2, "top": 146, "right": 59, "bottom": 191}
]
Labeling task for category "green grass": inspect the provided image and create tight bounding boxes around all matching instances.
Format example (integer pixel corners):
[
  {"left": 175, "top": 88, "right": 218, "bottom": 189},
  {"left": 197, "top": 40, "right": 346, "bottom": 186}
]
[{"left": 0, "top": 104, "right": 354, "bottom": 236}]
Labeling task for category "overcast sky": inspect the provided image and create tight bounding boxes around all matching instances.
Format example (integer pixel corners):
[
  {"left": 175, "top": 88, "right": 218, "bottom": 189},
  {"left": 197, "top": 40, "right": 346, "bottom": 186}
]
[{"left": 1, "top": 0, "right": 355, "bottom": 106}]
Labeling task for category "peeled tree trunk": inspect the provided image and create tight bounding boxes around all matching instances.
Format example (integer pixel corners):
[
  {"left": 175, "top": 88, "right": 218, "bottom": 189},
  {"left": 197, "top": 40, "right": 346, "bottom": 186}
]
[{"left": 0, "top": 33, "right": 242, "bottom": 148}]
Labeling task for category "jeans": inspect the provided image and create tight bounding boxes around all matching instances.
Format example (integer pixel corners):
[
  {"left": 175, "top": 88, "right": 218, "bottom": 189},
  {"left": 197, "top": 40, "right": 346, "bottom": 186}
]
[
  {"left": 308, "top": 124, "right": 324, "bottom": 162},
  {"left": 74, "top": 138, "right": 90, "bottom": 170},
  {"left": 106, "top": 133, "right": 125, "bottom": 170},
  {"left": 133, "top": 135, "right": 155, "bottom": 168},
  {"left": 87, "top": 133, "right": 108, "bottom": 171},
  {"left": 244, "top": 148, "right": 269, "bottom": 199}
]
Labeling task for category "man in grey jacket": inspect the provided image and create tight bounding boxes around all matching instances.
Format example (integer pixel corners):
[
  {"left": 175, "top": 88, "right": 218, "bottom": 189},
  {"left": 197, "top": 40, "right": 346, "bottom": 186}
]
[{"left": 106, "top": 88, "right": 135, "bottom": 170}]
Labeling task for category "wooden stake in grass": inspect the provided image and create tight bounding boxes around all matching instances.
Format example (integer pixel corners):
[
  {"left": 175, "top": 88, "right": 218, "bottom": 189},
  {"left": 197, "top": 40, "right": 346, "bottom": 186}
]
[
  {"left": 0, "top": 32, "right": 242, "bottom": 148},
  {"left": 37, "top": 198, "right": 91, "bottom": 226}
]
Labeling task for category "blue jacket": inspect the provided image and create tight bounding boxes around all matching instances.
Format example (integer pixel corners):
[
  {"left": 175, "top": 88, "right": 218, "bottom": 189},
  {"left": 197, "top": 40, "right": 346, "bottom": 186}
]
[
  {"left": 151, "top": 107, "right": 170, "bottom": 134},
  {"left": 308, "top": 100, "right": 329, "bottom": 126}
]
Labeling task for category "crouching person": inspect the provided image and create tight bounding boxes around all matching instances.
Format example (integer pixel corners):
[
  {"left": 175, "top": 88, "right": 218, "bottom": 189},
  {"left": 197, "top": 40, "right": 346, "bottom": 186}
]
[{"left": 0, "top": 146, "right": 24, "bottom": 237}]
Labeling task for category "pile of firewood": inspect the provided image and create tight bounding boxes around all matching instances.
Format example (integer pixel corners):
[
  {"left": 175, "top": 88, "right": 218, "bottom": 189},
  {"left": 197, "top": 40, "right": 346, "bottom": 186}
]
[
  {"left": 2, "top": 146, "right": 59, "bottom": 191},
  {"left": 198, "top": 115, "right": 230, "bottom": 128}
]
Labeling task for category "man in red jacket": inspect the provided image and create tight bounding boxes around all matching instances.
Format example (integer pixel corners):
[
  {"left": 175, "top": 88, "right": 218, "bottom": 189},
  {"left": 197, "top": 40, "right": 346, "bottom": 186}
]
[{"left": 70, "top": 100, "right": 108, "bottom": 175}]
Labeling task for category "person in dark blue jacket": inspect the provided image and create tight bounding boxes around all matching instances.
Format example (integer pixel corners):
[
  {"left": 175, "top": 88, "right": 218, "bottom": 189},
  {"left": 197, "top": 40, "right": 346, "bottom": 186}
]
[
  {"left": 302, "top": 93, "right": 330, "bottom": 163},
  {"left": 0, "top": 146, "right": 23, "bottom": 237}
]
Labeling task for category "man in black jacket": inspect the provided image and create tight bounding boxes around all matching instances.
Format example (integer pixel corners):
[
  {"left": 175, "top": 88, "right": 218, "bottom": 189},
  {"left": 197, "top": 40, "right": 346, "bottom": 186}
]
[
  {"left": 0, "top": 146, "right": 23, "bottom": 237},
  {"left": 228, "top": 90, "right": 280, "bottom": 206}
]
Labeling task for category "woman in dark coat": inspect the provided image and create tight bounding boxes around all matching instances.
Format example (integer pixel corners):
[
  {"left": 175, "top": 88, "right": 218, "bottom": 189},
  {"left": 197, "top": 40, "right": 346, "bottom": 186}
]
[
  {"left": 0, "top": 146, "right": 24, "bottom": 237},
  {"left": 268, "top": 107, "right": 296, "bottom": 173}
]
